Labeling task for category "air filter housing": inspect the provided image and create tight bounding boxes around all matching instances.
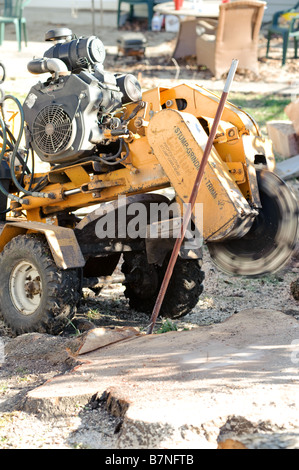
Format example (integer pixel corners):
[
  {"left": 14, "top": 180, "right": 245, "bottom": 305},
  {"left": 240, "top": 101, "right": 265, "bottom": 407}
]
[{"left": 44, "top": 35, "right": 106, "bottom": 72}]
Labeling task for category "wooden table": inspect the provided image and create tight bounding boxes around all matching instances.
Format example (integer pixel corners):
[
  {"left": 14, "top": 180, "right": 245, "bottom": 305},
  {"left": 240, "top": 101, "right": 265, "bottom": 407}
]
[{"left": 154, "top": 1, "right": 221, "bottom": 58}]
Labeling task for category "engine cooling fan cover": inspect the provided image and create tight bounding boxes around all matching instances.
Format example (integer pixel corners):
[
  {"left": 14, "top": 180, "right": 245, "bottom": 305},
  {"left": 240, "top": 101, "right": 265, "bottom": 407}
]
[{"left": 32, "top": 105, "right": 75, "bottom": 156}]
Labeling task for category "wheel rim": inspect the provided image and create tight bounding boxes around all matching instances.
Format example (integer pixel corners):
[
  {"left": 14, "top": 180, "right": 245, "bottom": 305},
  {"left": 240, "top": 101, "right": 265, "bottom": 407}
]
[{"left": 9, "top": 261, "right": 43, "bottom": 315}]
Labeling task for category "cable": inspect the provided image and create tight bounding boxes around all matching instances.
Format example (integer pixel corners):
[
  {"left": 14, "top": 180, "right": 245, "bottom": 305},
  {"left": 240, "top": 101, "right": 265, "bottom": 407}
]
[
  {"left": 122, "top": 101, "right": 145, "bottom": 125},
  {"left": 99, "top": 138, "right": 123, "bottom": 161},
  {"left": 0, "top": 62, "right": 5, "bottom": 85},
  {"left": 4, "top": 125, "right": 31, "bottom": 175},
  {"left": 3, "top": 95, "right": 54, "bottom": 200},
  {"left": 0, "top": 114, "right": 28, "bottom": 205},
  {"left": 27, "top": 147, "right": 35, "bottom": 191},
  {"left": 31, "top": 175, "right": 49, "bottom": 192},
  {"left": 0, "top": 105, "right": 31, "bottom": 177},
  {"left": 97, "top": 139, "right": 129, "bottom": 166}
]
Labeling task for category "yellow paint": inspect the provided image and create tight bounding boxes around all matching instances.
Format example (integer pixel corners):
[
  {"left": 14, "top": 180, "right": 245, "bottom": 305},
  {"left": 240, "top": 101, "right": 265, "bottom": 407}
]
[{"left": 0, "top": 83, "right": 275, "bottom": 258}]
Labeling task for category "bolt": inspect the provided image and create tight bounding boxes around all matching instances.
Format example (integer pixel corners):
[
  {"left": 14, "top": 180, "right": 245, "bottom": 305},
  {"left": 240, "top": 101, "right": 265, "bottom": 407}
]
[{"left": 134, "top": 117, "right": 144, "bottom": 128}]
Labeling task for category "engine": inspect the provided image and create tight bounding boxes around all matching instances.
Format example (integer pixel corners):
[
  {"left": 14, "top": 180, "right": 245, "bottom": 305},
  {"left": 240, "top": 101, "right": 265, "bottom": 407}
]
[{"left": 23, "top": 28, "right": 142, "bottom": 164}]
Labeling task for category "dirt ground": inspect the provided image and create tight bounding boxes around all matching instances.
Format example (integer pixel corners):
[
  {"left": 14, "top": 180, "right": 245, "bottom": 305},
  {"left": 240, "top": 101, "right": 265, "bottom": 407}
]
[
  {"left": 0, "top": 10, "right": 299, "bottom": 449},
  {"left": 1, "top": 239, "right": 299, "bottom": 448}
]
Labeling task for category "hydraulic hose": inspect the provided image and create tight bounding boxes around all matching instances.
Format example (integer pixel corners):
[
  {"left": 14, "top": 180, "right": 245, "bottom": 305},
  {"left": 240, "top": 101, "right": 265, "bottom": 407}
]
[
  {"left": 0, "top": 61, "right": 6, "bottom": 85},
  {"left": 3, "top": 95, "right": 54, "bottom": 199},
  {"left": 0, "top": 114, "right": 28, "bottom": 205},
  {"left": 98, "top": 139, "right": 129, "bottom": 166},
  {"left": 2, "top": 126, "right": 31, "bottom": 175}
]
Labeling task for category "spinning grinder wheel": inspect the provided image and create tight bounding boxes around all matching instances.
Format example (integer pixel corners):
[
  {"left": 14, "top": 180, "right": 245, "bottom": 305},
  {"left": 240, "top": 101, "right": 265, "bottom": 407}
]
[{"left": 207, "top": 170, "right": 299, "bottom": 276}]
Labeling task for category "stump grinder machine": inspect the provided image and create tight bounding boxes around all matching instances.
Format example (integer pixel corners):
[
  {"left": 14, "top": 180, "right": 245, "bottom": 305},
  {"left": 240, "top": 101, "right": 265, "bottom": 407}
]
[{"left": 0, "top": 29, "right": 297, "bottom": 335}]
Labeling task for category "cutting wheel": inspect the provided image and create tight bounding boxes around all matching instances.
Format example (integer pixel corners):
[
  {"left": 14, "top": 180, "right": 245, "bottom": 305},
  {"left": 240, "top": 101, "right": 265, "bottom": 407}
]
[{"left": 207, "top": 170, "right": 299, "bottom": 276}]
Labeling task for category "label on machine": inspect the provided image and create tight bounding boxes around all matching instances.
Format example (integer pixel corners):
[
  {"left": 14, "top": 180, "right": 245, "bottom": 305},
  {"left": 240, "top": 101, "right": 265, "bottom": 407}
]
[{"left": 147, "top": 109, "right": 254, "bottom": 241}]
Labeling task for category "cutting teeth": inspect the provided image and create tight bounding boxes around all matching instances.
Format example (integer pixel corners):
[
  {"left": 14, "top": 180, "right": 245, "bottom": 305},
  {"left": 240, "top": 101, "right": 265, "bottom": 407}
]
[{"left": 207, "top": 170, "right": 299, "bottom": 277}]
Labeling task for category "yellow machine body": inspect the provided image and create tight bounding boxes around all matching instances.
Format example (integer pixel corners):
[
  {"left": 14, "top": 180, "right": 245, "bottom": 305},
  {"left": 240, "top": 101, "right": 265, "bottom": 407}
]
[
  {"left": 0, "top": 65, "right": 298, "bottom": 338},
  {"left": 147, "top": 108, "right": 256, "bottom": 241},
  {"left": 7, "top": 83, "right": 274, "bottom": 241},
  {"left": 1, "top": 33, "right": 298, "bottom": 337}
]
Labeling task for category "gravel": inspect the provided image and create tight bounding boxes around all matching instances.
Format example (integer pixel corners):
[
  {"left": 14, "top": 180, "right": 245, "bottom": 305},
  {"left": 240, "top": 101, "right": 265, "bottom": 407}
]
[{"left": 1, "top": 236, "right": 299, "bottom": 449}]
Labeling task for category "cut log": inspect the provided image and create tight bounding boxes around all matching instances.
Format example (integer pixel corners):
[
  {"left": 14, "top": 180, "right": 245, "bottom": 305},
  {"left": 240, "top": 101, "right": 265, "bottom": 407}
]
[
  {"left": 266, "top": 120, "right": 299, "bottom": 158},
  {"left": 285, "top": 98, "right": 299, "bottom": 135},
  {"left": 267, "top": 121, "right": 299, "bottom": 158}
]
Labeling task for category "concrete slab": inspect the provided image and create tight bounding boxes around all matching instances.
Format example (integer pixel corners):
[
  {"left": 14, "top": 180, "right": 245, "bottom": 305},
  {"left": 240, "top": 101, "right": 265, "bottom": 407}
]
[
  {"left": 21, "top": 309, "right": 299, "bottom": 448},
  {"left": 275, "top": 154, "right": 299, "bottom": 180}
]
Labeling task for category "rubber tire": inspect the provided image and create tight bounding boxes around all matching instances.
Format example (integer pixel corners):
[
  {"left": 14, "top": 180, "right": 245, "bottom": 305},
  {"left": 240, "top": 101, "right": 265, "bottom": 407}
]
[
  {"left": 0, "top": 234, "right": 81, "bottom": 335},
  {"left": 122, "top": 253, "right": 205, "bottom": 319}
]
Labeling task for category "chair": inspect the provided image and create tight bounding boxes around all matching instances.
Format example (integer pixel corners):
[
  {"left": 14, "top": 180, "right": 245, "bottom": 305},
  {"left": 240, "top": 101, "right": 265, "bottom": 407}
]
[
  {"left": 0, "top": 0, "right": 31, "bottom": 52},
  {"left": 196, "top": 1, "right": 266, "bottom": 79},
  {"left": 117, "top": 0, "right": 167, "bottom": 30},
  {"left": 266, "top": 2, "right": 299, "bottom": 66}
]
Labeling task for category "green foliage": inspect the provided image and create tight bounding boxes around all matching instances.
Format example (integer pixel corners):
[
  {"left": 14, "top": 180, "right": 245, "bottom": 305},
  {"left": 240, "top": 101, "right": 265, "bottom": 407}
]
[
  {"left": 156, "top": 318, "right": 178, "bottom": 334},
  {"left": 0, "top": 384, "right": 8, "bottom": 394},
  {"left": 229, "top": 92, "right": 290, "bottom": 134},
  {"left": 66, "top": 319, "right": 81, "bottom": 336},
  {"left": 86, "top": 308, "right": 101, "bottom": 320}
]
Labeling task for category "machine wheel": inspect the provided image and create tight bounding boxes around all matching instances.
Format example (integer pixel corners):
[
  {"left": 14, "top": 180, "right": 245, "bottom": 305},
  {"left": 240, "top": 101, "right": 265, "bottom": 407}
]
[
  {"left": 0, "top": 234, "right": 81, "bottom": 335},
  {"left": 121, "top": 252, "right": 205, "bottom": 319},
  {"left": 207, "top": 170, "right": 299, "bottom": 276}
]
